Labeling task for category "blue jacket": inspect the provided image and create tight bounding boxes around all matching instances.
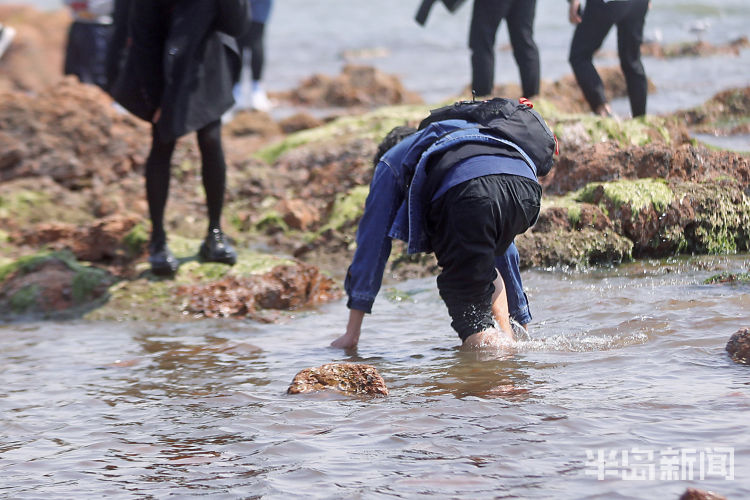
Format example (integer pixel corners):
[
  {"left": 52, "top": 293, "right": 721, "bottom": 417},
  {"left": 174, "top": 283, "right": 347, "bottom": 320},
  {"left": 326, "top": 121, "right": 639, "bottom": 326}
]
[{"left": 345, "top": 119, "right": 538, "bottom": 316}]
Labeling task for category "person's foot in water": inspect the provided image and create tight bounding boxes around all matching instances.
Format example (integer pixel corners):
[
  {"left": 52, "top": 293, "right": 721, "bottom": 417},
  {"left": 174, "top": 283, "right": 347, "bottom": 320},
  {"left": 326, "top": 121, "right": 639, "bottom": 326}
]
[
  {"left": 148, "top": 240, "right": 179, "bottom": 276},
  {"left": 199, "top": 228, "right": 237, "bottom": 265}
]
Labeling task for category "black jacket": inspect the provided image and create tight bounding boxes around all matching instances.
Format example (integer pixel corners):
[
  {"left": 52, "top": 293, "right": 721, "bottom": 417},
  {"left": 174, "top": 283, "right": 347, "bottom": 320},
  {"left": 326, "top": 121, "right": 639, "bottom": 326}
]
[{"left": 111, "top": 0, "right": 247, "bottom": 141}]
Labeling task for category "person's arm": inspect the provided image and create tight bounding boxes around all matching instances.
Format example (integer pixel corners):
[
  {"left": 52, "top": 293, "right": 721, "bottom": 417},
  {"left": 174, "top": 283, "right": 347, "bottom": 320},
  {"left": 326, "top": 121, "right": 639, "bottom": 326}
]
[
  {"left": 330, "top": 161, "right": 404, "bottom": 348},
  {"left": 331, "top": 309, "right": 365, "bottom": 348},
  {"left": 568, "top": 0, "right": 582, "bottom": 24}
]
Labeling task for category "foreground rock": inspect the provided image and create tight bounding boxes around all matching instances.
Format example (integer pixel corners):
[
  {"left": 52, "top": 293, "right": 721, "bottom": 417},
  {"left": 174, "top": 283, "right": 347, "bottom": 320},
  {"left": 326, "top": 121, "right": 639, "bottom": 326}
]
[
  {"left": 287, "top": 363, "right": 389, "bottom": 396},
  {"left": 679, "top": 488, "right": 728, "bottom": 500},
  {"left": 726, "top": 328, "right": 750, "bottom": 365}
]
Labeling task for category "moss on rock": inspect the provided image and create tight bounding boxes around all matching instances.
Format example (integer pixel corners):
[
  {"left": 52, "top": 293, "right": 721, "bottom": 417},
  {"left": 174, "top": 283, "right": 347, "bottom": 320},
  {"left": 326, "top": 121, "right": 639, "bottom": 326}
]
[
  {"left": 516, "top": 228, "right": 633, "bottom": 268},
  {"left": 577, "top": 178, "right": 675, "bottom": 216},
  {"left": 256, "top": 104, "right": 429, "bottom": 164}
]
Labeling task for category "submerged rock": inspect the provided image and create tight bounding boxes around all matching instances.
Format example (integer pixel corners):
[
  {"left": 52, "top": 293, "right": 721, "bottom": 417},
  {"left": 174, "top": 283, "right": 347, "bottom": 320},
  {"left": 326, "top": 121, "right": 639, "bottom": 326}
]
[
  {"left": 287, "top": 363, "right": 389, "bottom": 396},
  {"left": 726, "top": 328, "right": 750, "bottom": 365},
  {"left": 678, "top": 487, "right": 728, "bottom": 500}
]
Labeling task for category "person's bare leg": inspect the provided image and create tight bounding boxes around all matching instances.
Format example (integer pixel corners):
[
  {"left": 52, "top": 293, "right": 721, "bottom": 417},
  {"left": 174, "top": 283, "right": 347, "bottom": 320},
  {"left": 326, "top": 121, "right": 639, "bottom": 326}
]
[
  {"left": 490, "top": 269, "right": 513, "bottom": 336},
  {"left": 462, "top": 270, "right": 515, "bottom": 349}
]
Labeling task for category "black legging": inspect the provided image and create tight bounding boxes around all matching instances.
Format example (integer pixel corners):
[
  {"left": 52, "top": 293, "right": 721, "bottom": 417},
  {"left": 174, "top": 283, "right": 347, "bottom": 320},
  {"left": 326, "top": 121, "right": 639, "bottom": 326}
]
[
  {"left": 145, "top": 120, "right": 226, "bottom": 247},
  {"left": 236, "top": 20, "right": 265, "bottom": 81},
  {"left": 469, "top": 0, "right": 540, "bottom": 98},
  {"left": 569, "top": 0, "right": 649, "bottom": 117}
]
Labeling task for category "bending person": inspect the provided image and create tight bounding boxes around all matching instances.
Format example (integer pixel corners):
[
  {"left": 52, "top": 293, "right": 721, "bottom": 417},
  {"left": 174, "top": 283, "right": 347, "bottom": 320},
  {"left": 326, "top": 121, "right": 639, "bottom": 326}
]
[{"left": 332, "top": 99, "right": 555, "bottom": 350}]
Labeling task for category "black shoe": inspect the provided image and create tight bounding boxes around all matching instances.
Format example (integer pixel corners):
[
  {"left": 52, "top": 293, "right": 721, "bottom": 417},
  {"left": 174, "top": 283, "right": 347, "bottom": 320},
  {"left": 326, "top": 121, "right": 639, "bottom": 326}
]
[
  {"left": 148, "top": 243, "right": 179, "bottom": 276},
  {"left": 199, "top": 229, "right": 237, "bottom": 265}
]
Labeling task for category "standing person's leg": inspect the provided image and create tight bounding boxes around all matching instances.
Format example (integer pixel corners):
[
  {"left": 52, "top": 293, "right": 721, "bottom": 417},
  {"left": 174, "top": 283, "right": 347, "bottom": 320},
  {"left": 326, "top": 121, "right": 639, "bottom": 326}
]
[
  {"left": 469, "top": 0, "right": 508, "bottom": 97},
  {"left": 196, "top": 120, "right": 237, "bottom": 264},
  {"left": 568, "top": 0, "right": 615, "bottom": 115},
  {"left": 616, "top": 0, "right": 649, "bottom": 117},
  {"left": 145, "top": 125, "right": 179, "bottom": 274},
  {"left": 506, "top": 0, "right": 540, "bottom": 98}
]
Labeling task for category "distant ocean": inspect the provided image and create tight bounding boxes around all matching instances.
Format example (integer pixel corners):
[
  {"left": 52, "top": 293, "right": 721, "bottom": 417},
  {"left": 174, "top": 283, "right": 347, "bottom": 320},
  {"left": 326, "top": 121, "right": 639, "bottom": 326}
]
[{"left": 3, "top": 0, "right": 750, "bottom": 115}]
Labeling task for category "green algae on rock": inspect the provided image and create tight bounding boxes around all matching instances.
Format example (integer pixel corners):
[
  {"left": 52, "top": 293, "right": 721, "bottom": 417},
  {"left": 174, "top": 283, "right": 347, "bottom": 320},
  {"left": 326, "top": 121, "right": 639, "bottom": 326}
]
[
  {"left": 0, "top": 250, "right": 115, "bottom": 319},
  {"left": 576, "top": 178, "right": 675, "bottom": 216},
  {"left": 516, "top": 228, "right": 633, "bottom": 269},
  {"left": 255, "top": 104, "right": 429, "bottom": 164}
]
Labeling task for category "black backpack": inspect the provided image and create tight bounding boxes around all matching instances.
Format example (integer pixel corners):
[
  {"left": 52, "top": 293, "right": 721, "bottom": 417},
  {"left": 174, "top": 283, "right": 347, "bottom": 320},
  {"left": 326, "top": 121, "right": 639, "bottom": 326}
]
[{"left": 418, "top": 97, "right": 557, "bottom": 177}]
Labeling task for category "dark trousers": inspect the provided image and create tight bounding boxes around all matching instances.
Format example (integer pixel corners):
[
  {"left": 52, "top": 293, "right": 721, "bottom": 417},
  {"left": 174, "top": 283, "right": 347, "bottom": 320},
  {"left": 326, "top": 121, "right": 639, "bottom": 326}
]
[
  {"left": 469, "top": 0, "right": 540, "bottom": 98},
  {"left": 427, "top": 174, "right": 541, "bottom": 340},
  {"left": 569, "top": 0, "right": 649, "bottom": 117},
  {"left": 64, "top": 21, "right": 113, "bottom": 90},
  {"left": 236, "top": 20, "right": 266, "bottom": 81}
]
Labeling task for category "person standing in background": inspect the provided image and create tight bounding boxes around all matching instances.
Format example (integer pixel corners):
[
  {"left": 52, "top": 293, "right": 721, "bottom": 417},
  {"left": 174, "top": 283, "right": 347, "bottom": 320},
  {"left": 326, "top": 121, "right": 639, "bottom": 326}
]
[
  {"left": 109, "top": 0, "right": 246, "bottom": 275},
  {"left": 468, "top": 0, "right": 540, "bottom": 99},
  {"left": 567, "top": 0, "right": 650, "bottom": 117},
  {"left": 63, "top": 0, "right": 115, "bottom": 89},
  {"left": 234, "top": 0, "right": 273, "bottom": 112}
]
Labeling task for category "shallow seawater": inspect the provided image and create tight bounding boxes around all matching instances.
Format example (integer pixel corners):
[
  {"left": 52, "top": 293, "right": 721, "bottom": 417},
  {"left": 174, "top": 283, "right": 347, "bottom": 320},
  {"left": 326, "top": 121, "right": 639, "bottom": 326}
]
[{"left": 2, "top": 254, "right": 749, "bottom": 498}]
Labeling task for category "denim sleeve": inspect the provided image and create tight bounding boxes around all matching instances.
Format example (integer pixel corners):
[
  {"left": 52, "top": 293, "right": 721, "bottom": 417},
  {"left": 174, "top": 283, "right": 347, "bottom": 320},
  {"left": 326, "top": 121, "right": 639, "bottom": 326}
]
[
  {"left": 495, "top": 242, "right": 532, "bottom": 324},
  {"left": 345, "top": 162, "right": 404, "bottom": 313}
]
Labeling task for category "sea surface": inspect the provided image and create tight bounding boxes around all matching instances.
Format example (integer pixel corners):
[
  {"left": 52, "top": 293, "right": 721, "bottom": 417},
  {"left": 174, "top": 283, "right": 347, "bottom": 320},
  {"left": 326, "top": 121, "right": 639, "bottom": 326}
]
[
  {"left": 2, "top": 255, "right": 750, "bottom": 498},
  {"left": 1, "top": 1, "right": 750, "bottom": 498}
]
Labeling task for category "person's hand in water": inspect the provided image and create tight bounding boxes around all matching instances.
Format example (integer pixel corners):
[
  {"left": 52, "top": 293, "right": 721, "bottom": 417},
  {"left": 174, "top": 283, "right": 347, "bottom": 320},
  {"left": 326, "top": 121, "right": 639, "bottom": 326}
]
[{"left": 331, "top": 309, "right": 364, "bottom": 349}]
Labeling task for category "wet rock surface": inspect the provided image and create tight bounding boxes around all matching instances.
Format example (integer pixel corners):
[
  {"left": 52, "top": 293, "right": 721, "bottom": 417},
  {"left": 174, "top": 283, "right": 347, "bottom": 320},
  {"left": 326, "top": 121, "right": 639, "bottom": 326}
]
[
  {"left": 679, "top": 487, "right": 728, "bottom": 500},
  {"left": 287, "top": 363, "right": 389, "bottom": 396},
  {"left": 726, "top": 328, "right": 750, "bottom": 365}
]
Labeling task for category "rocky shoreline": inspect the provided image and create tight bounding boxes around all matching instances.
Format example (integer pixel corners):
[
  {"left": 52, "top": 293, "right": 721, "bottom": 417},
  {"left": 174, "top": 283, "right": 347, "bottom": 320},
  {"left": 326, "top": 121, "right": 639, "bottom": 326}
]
[{"left": 0, "top": 4, "right": 748, "bottom": 325}]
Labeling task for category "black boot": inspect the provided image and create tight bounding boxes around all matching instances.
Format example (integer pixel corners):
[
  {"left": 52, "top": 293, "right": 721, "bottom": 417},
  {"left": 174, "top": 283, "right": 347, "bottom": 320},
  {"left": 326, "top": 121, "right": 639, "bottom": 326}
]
[
  {"left": 199, "top": 228, "right": 237, "bottom": 265},
  {"left": 148, "top": 241, "right": 179, "bottom": 276}
]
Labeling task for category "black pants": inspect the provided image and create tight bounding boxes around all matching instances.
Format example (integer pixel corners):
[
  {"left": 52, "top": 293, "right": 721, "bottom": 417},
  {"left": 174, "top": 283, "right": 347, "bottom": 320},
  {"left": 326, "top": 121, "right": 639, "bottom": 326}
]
[
  {"left": 569, "top": 0, "right": 649, "bottom": 117},
  {"left": 236, "top": 20, "right": 266, "bottom": 81},
  {"left": 64, "top": 21, "right": 113, "bottom": 90},
  {"left": 469, "top": 0, "right": 540, "bottom": 98},
  {"left": 427, "top": 175, "right": 541, "bottom": 341}
]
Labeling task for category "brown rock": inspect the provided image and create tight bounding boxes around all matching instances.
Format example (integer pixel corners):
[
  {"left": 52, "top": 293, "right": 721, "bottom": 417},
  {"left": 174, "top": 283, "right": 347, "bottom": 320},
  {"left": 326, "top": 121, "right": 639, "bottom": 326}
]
[
  {"left": 283, "top": 64, "right": 423, "bottom": 108},
  {"left": 276, "top": 198, "right": 321, "bottom": 231},
  {"left": 287, "top": 363, "right": 388, "bottom": 396},
  {"left": 224, "top": 110, "right": 282, "bottom": 137},
  {"left": 11, "top": 213, "right": 143, "bottom": 265},
  {"left": 726, "top": 328, "right": 750, "bottom": 365},
  {"left": 278, "top": 112, "right": 324, "bottom": 134},
  {"left": 678, "top": 487, "right": 728, "bottom": 500},
  {"left": 178, "top": 261, "right": 342, "bottom": 320}
]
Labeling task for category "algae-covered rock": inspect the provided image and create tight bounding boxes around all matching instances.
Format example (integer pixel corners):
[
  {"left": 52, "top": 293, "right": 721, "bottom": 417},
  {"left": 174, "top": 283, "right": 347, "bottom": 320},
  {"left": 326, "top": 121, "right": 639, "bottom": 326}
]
[
  {"left": 288, "top": 363, "right": 389, "bottom": 396},
  {"left": 0, "top": 250, "right": 115, "bottom": 319},
  {"left": 566, "top": 178, "right": 750, "bottom": 258},
  {"left": 516, "top": 228, "right": 633, "bottom": 268}
]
